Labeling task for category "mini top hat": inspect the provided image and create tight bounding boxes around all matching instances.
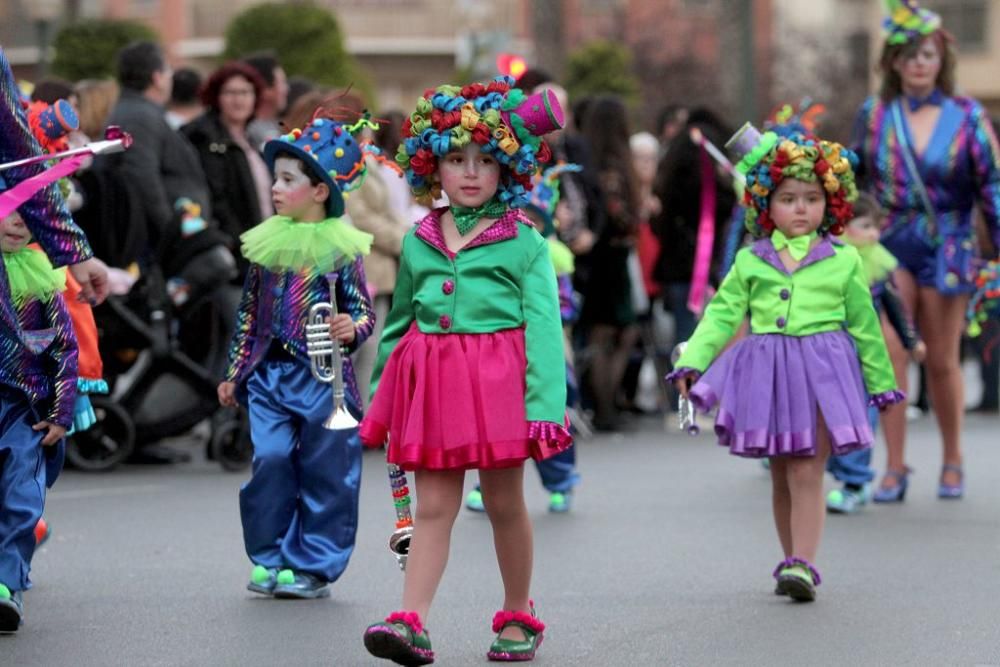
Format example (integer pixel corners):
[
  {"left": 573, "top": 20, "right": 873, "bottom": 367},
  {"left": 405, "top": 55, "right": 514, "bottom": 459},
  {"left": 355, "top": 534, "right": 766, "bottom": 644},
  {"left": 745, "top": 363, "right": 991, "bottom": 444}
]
[
  {"left": 883, "top": 0, "right": 942, "bottom": 45},
  {"left": 264, "top": 112, "right": 381, "bottom": 218},
  {"left": 526, "top": 163, "right": 582, "bottom": 237},
  {"left": 396, "top": 75, "right": 564, "bottom": 208},
  {"left": 725, "top": 122, "right": 859, "bottom": 237},
  {"left": 26, "top": 99, "right": 79, "bottom": 154}
]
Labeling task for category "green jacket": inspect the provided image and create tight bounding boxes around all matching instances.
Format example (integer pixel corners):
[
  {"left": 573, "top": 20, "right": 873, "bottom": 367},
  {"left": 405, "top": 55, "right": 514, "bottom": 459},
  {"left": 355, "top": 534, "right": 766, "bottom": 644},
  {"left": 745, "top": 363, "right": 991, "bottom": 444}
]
[
  {"left": 675, "top": 237, "right": 897, "bottom": 396},
  {"left": 370, "top": 209, "right": 566, "bottom": 423}
]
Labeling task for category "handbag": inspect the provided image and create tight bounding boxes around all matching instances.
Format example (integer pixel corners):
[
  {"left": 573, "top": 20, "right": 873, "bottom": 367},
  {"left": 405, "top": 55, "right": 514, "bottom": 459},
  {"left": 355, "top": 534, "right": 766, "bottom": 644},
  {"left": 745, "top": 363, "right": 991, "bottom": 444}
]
[{"left": 891, "top": 101, "right": 976, "bottom": 294}]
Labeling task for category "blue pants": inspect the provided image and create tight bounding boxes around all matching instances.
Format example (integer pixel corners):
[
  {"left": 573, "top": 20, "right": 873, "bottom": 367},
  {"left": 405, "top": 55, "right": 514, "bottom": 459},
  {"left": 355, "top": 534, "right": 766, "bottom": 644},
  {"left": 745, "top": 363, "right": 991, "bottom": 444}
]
[
  {"left": 535, "top": 446, "right": 580, "bottom": 493},
  {"left": 0, "top": 387, "right": 63, "bottom": 592},
  {"left": 241, "top": 359, "right": 361, "bottom": 583},
  {"left": 826, "top": 405, "right": 878, "bottom": 486}
]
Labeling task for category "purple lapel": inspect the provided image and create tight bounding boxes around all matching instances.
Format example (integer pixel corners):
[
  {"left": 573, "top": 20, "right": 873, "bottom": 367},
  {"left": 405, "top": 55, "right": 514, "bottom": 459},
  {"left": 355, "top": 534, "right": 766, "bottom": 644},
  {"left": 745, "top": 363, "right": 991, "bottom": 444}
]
[
  {"left": 415, "top": 207, "right": 524, "bottom": 258},
  {"left": 752, "top": 235, "right": 837, "bottom": 274}
]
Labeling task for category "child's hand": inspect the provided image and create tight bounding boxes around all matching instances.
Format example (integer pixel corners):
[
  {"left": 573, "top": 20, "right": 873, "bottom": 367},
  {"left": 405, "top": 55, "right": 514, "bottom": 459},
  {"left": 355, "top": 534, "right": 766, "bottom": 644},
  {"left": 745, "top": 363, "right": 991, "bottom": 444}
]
[
  {"left": 32, "top": 421, "right": 67, "bottom": 447},
  {"left": 910, "top": 340, "right": 927, "bottom": 363},
  {"left": 328, "top": 313, "right": 356, "bottom": 344},
  {"left": 673, "top": 377, "right": 691, "bottom": 399},
  {"left": 217, "top": 381, "right": 238, "bottom": 407}
]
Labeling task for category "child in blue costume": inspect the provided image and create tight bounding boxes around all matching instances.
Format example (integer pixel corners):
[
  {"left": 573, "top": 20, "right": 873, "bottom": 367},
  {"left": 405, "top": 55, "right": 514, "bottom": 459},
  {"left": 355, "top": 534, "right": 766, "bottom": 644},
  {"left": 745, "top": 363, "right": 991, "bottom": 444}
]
[
  {"left": 465, "top": 163, "right": 583, "bottom": 514},
  {"left": 217, "top": 112, "right": 376, "bottom": 599},
  {"left": 827, "top": 192, "right": 924, "bottom": 513},
  {"left": 0, "top": 197, "right": 78, "bottom": 632},
  {"left": 0, "top": 49, "right": 96, "bottom": 632}
]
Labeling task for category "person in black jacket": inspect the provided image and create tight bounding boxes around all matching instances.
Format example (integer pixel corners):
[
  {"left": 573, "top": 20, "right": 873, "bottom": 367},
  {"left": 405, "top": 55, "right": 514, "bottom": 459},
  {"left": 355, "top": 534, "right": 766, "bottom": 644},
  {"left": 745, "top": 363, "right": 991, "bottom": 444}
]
[
  {"left": 651, "top": 108, "right": 736, "bottom": 347},
  {"left": 103, "top": 41, "right": 214, "bottom": 263},
  {"left": 182, "top": 61, "right": 272, "bottom": 280}
]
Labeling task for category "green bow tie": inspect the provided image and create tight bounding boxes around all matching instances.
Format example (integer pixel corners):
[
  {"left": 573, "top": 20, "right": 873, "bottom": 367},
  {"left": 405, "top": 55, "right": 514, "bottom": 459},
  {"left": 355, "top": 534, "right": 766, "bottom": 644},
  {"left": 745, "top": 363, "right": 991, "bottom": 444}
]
[
  {"left": 450, "top": 198, "right": 507, "bottom": 236},
  {"left": 771, "top": 229, "right": 817, "bottom": 262}
]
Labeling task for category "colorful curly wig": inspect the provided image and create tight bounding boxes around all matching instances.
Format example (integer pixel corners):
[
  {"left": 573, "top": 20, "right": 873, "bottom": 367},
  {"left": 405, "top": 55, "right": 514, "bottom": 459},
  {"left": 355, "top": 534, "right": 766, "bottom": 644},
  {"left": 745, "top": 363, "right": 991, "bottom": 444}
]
[
  {"left": 730, "top": 124, "right": 859, "bottom": 238},
  {"left": 395, "top": 75, "right": 561, "bottom": 208}
]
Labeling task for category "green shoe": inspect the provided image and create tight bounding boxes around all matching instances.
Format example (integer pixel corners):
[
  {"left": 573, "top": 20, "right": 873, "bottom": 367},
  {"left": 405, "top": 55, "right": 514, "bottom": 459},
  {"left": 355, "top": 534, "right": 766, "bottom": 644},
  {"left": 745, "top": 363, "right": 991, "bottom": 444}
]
[
  {"left": 826, "top": 484, "right": 870, "bottom": 514},
  {"left": 773, "top": 558, "right": 821, "bottom": 602},
  {"left": 273, "top": 570, "right": 330, "bottom": 599},
  {"left": 247, "top": 565, "right": 278, "bottom": 596},
  {"left": 466, "top": 488, "right": 485, "bottom": 513},
  {"left": 364, "top": 611, "right": 435, "bottom": 665},
  {"left": 487, "top": 603, "right": 545, "bottom": 661},
  {"left": 548, "top": 492, "right": 571, "bottom": 513},
  {"left": 0, "top": 584, "right": 23, "bottom": 633}
]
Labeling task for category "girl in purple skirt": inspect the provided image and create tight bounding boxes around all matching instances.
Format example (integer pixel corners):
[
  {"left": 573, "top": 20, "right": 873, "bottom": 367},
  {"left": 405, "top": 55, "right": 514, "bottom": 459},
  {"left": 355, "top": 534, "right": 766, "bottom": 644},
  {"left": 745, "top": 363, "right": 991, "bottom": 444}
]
[{"left": 669, "top": 124, "right": 904, "bottom": 602}]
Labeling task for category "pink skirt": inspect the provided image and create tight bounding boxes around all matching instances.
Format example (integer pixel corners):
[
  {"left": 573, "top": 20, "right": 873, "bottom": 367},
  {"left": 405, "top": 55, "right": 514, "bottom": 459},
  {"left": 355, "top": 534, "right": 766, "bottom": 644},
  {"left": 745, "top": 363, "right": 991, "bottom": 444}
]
[{"left": 360, "top": 324, "right": 569, "bottom": 470}]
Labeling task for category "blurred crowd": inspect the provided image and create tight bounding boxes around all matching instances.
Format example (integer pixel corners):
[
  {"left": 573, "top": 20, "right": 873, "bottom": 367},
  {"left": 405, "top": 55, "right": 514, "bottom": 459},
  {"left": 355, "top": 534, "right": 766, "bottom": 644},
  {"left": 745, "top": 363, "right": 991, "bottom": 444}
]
[{"left": 22, "top": 40, "right": 999, "bottom": 456}]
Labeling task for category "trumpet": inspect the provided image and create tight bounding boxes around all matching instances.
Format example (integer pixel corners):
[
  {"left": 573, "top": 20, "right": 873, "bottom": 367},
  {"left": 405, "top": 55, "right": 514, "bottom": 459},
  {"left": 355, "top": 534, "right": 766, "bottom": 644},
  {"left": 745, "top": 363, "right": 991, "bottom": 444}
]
[
  {"left": 306, "top": 271, "right": 359, "bottom": 430},
  {"left": 387, "top": 460, "right": 413, "bottom": 571},
  {"left": 670, "top": 342, "right": 700, "bottom": 436}
]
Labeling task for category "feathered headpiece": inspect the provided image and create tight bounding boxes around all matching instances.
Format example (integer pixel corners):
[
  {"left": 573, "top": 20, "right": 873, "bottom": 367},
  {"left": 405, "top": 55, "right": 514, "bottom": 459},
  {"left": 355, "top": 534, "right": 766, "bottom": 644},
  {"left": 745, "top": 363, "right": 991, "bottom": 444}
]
[
  {"left": 396, "top": 75, "right": 564, "bottom": 208},
  {"left": 726, "top": 122, "right": 859, "bottom": 237},
  {"left": 883, "top": 0, "right": 942, "bottom": 45}
]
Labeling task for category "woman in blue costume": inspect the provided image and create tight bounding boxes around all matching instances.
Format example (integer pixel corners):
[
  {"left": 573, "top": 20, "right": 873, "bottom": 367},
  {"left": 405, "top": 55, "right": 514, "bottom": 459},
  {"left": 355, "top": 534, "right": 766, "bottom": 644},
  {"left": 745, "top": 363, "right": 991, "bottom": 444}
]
[{"left": 851, "top": 0, "right": 1000, "bottom": 501}]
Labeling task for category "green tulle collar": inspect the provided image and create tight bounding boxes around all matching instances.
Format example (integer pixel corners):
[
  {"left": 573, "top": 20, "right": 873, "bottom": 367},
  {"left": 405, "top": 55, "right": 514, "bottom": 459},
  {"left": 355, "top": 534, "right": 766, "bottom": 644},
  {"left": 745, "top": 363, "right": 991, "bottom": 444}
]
[
  {"left": 2, "top": 247, "right": 66, "bottom": 306},
  {"left": 240, "top": 215, "right": 374, "bottom": 275},
  {"left": 844, "top": 238, "right": 898, "bottom": 286}
]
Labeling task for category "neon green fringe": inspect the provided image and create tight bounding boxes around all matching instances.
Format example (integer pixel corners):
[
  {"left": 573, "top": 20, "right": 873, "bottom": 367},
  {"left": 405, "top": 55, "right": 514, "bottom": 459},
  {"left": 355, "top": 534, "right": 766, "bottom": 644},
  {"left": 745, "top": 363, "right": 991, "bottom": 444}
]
[{"left": 240, "top": 215, "right": 373, "bottom": 275}]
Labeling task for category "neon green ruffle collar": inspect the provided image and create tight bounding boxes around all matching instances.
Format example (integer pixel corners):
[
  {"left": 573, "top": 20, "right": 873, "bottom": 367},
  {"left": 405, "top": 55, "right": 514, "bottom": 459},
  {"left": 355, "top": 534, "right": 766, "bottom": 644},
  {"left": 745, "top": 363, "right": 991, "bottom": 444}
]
[
  {"left": 846, "top": 238, "right": 898, "bottom": 286},
  {"left": 240, "top": 215, "right": 373, "bottom": 275},
  {"left": 2, "top": 247, "right": 66, "bottom": 305}
]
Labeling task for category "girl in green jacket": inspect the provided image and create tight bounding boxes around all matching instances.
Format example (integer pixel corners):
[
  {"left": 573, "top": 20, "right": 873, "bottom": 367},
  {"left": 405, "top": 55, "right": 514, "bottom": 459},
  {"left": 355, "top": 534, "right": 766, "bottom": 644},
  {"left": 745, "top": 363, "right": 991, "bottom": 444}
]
[
  {"left": 670, "top": 123, "right": 904, "bottom": 603},
  {"left": 361, "top": 76, "right": 570, "bottom": 665}
]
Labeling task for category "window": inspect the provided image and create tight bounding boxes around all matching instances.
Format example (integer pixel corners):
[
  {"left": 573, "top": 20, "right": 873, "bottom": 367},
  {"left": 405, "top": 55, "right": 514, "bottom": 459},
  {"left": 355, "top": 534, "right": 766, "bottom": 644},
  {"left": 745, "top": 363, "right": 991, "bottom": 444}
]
[{"left": 928, "top": 0, "right": 989, "bottom": 52}]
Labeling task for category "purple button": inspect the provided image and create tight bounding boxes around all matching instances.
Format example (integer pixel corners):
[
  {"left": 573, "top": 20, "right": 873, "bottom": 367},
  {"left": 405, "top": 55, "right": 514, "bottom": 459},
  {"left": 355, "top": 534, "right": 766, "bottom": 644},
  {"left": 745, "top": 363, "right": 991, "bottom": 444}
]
[
  {"left": 439, "top": 314, "right": 452, "bottom": 330},
  {"left": 776, "top": 317, "right": 786, "bottom": 328},
  {"left": 780, "top": 288, "right": 790, "bottom": 300},
  {"left": 442, "top": 279, "right": 454, "bottom": 295}
]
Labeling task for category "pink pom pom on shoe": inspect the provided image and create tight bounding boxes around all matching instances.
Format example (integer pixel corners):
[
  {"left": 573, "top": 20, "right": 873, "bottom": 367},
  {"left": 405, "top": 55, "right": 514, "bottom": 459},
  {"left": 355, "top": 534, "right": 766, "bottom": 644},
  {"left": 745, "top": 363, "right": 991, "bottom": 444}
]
[
  {"left": 491, "top": 608, "right": 546, "bottom": 634},
  {"left": 385, "top": 610, "right": 424, "bottom": 636}
]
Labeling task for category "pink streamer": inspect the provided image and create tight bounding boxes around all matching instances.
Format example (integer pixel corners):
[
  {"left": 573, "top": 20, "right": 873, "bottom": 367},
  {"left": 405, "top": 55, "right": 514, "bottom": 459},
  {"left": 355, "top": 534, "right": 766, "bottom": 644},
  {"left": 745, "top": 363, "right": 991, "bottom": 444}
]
[
  {"left": 686, "top": 144, "right": 716, "bottom": 316},
  {"left": 0, "top": 155, "right": 87, "bottom": 220}
]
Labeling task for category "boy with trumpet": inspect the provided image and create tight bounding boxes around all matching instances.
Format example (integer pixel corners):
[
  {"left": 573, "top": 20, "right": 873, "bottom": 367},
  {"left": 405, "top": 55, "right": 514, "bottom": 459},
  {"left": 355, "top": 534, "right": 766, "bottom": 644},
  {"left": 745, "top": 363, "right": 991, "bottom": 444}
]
[{"left": 217, "top": 111, "right": 377, "bottom": 599}]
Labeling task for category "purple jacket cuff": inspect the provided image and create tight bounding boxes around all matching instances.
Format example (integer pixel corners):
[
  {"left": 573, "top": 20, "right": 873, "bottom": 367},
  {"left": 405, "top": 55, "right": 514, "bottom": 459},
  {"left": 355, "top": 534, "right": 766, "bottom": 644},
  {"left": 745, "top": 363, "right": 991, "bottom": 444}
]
[
  {"left": 868, "top": 390, "right": 905, "bottom": 409},
  {"left": 665, "top": 367, "right": 701, "bottom": 383}
]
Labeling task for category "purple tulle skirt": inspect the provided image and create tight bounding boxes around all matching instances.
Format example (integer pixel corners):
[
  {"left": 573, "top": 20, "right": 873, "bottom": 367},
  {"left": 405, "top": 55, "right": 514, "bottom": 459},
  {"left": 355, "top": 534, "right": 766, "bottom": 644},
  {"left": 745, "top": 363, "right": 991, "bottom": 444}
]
[{"left": 690, "top": 331, "right": 873, "bottom": 458}]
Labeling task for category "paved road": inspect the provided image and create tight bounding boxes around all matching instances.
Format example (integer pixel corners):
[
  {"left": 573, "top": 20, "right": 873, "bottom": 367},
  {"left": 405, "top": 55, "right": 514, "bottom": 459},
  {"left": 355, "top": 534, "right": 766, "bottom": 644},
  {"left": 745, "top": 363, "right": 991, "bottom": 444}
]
[{"left": 5, "top": 413, "right": 1000, "bottom": 666}]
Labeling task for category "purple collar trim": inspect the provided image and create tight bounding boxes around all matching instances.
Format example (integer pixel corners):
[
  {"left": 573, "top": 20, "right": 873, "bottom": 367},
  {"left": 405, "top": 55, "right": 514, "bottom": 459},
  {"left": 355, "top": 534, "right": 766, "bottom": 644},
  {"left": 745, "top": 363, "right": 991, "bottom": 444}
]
[
  {"left": 415, "top": 206, "right": 527, "bottom": 258},
  {"left": 751, "top": 235, "right": 836, "bottom": 274}
]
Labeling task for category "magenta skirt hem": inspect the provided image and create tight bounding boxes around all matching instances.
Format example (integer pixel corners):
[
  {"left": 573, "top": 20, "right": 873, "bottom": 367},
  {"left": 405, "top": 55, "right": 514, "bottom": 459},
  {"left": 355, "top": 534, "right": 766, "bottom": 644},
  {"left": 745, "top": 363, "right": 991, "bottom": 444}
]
[{"left": 361, "top": 416, "right": 568, "bottom": 471}]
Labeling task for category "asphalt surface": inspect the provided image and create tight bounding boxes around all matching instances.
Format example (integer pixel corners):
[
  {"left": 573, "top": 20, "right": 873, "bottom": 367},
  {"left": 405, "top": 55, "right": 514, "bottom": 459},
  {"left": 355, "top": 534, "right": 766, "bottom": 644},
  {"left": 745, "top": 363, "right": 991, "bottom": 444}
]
[{"left": 4, "top": 412, "right": 1000, "bottom": 666}]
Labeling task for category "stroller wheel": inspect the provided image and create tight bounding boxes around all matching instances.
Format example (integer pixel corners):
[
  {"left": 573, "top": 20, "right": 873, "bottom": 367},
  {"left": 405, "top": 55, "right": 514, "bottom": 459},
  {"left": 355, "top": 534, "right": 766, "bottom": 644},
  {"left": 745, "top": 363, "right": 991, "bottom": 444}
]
[
  {"left": 211, "top": 415, "right": 252, "bottom": 472},
  {"left": 66, "top": 397, "right": 136, "bottom": 471}
]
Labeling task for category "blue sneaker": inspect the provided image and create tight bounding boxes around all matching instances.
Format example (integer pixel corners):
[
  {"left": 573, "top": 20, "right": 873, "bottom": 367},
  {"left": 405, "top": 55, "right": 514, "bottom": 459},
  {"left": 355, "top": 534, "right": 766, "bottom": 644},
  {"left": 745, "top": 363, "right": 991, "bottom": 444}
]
[
  {"left": 826, "top": 484, "right": 870, "bottom": 514},
  {"left": 247, "top": 565, "right": 278, "bottom": 596},
  {"left": 0, "top": 584, "right": 23, "bottom": 632},
  {"left": 465, "top": 488, "right": 485, "bottom": 512},
  {"left": 273, "top": 570, "right": 330, "bottom": 599},
  {"left": 548, "top": 491, "right": 572, "bottom": 513}
]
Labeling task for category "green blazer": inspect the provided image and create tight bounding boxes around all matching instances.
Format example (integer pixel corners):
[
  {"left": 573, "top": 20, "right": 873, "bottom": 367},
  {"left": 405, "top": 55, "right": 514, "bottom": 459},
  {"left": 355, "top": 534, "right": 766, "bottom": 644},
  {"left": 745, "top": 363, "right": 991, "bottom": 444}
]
[
  {"left": 370, "top": 209, "right": 566, "bottom": 424},
  {"left": 675, "top": 237, "right": 897, "bottom": 396}
]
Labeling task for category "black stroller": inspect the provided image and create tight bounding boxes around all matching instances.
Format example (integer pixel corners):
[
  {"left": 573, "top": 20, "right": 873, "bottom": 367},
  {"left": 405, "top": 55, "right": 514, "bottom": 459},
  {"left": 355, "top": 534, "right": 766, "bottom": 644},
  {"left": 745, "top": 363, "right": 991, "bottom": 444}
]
[{"left": 66, "top": 222, "right": 252, "bottom": 472}]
